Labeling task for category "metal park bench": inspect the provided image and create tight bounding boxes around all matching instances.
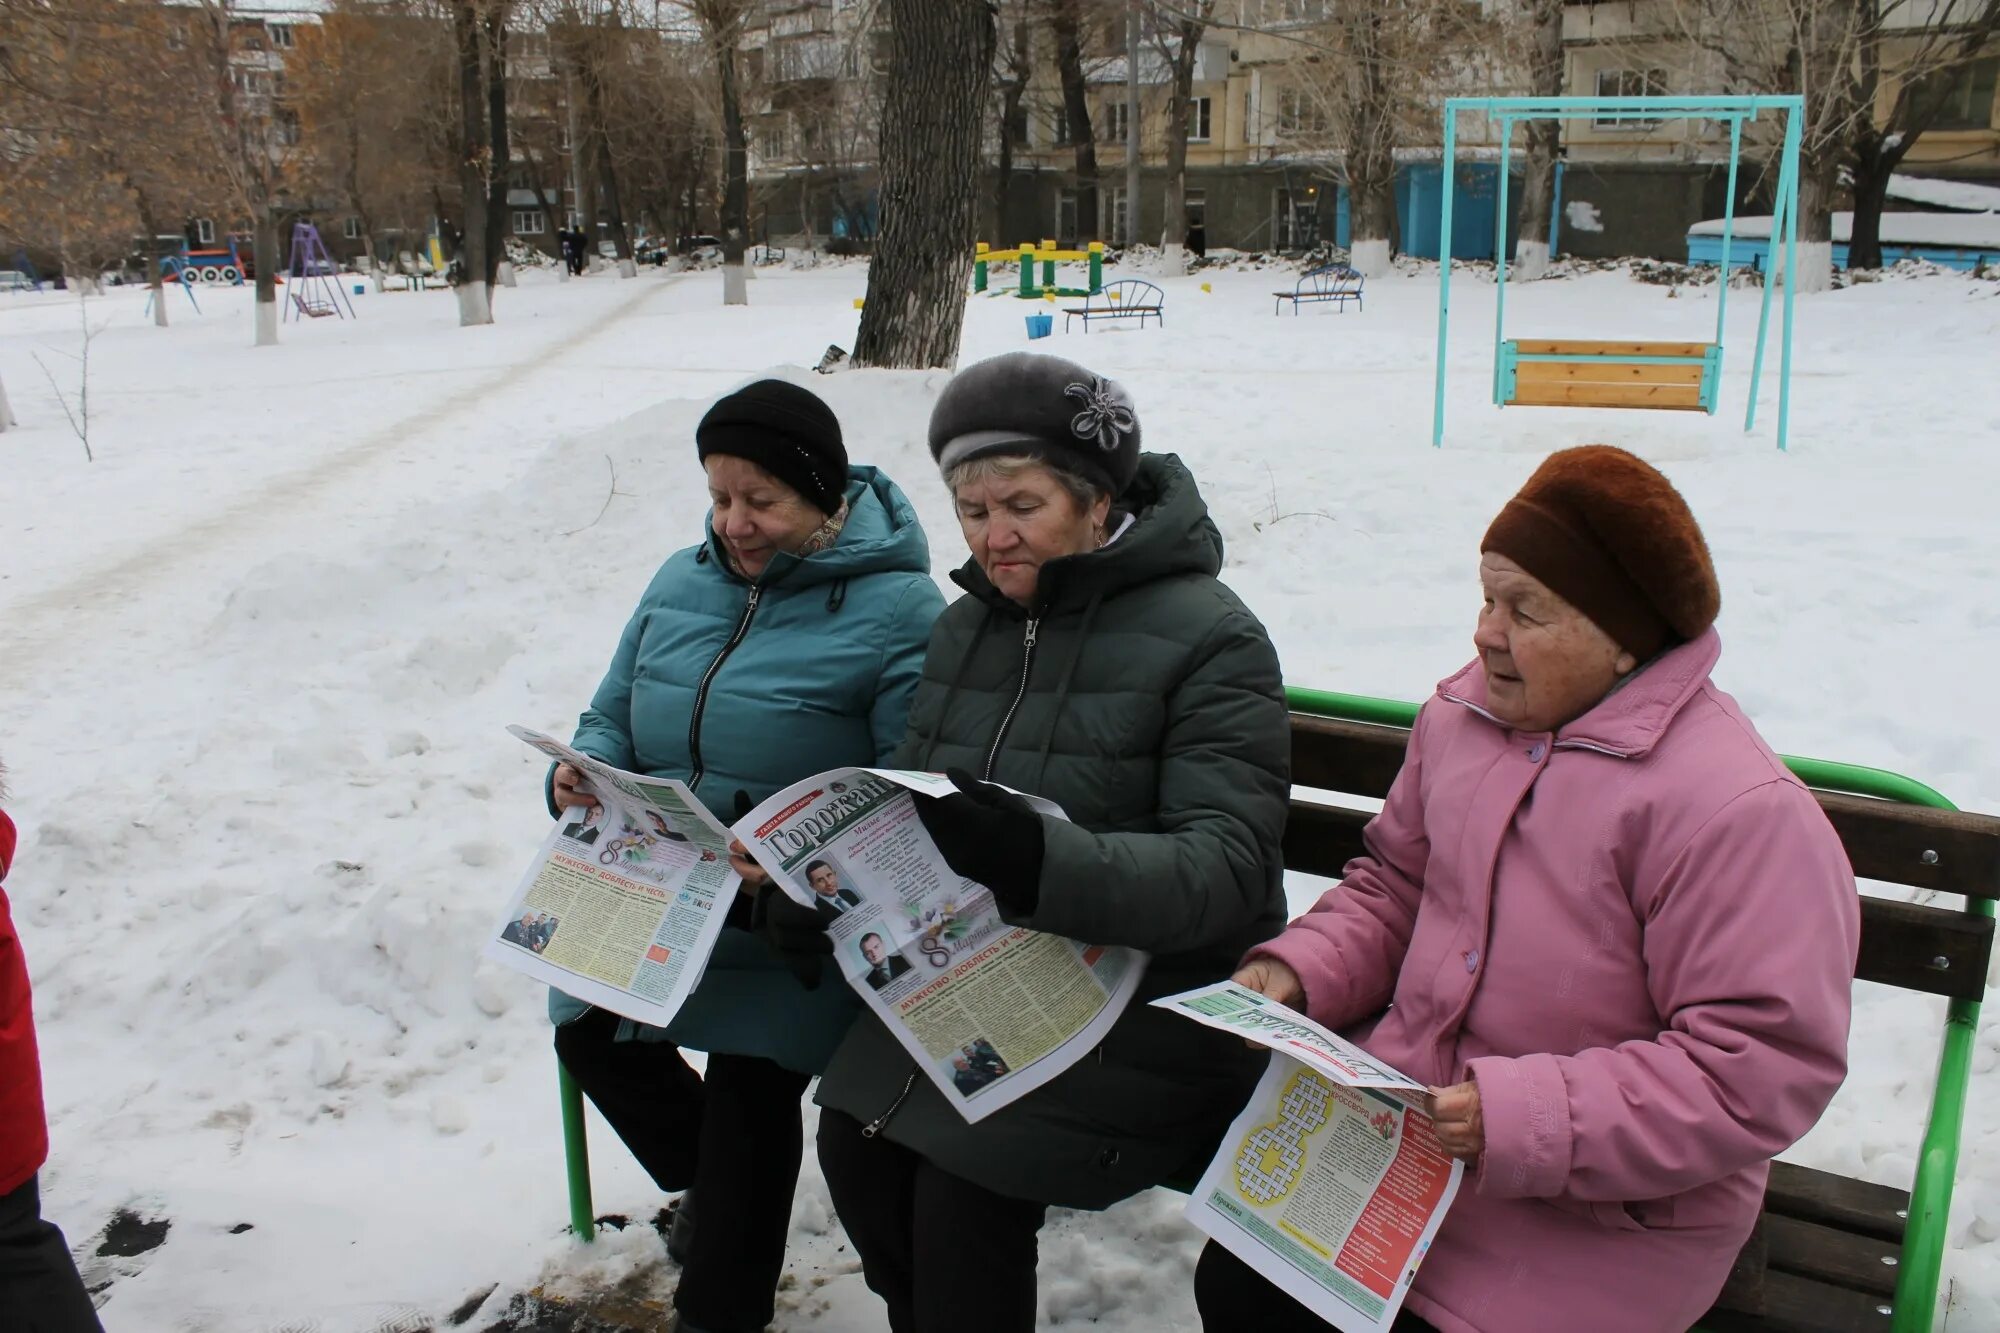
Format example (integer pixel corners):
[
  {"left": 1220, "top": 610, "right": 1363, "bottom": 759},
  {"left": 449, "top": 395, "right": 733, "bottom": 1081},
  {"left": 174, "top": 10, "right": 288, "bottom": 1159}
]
[
  {"left": 1274, "top": 263, "right": 1364, "bottom": 315},
  {"left": 1063, "top": 278, "right": 1164, "bottom": 333}
]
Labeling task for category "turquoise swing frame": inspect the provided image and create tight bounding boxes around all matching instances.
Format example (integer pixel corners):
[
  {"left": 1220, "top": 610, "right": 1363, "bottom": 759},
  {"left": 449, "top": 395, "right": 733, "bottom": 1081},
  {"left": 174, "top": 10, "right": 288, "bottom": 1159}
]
[{"left": 1431, "top": 95, "right": 1804, "bottom": 450}]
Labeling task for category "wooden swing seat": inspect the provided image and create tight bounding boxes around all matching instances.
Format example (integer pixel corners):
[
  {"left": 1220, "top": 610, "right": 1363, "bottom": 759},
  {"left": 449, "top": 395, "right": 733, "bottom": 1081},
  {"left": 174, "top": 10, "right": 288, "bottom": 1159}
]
[{"left": 1501, "top": 339, "right": 1720, "bottom": 413}]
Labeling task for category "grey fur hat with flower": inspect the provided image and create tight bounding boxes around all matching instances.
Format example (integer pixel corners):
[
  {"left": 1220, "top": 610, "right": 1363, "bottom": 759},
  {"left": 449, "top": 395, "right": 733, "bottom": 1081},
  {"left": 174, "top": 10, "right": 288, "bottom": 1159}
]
[{"left": 926, "top": 352, "right": 1143, "bottom": 499}]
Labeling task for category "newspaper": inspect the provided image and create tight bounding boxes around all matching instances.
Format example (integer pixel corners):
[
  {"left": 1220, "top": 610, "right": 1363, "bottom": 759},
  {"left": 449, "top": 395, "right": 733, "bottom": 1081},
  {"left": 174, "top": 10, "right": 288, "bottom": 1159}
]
[
  {"left": 734, "top": 767, "right": 1146, "bottom": 1124},
  {"left": 483, "top": 726, "right": 741, "bottom": 1029},
  {"left": 1155, "top": 983, "right": 1464, "bottom": 1333}
]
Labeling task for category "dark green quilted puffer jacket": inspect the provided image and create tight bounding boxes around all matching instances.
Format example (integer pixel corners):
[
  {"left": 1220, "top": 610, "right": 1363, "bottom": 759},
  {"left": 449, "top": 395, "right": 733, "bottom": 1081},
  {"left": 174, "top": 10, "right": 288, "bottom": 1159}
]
[{"left": 814, "top": 452, "right": 1291, "bottom": 1209}]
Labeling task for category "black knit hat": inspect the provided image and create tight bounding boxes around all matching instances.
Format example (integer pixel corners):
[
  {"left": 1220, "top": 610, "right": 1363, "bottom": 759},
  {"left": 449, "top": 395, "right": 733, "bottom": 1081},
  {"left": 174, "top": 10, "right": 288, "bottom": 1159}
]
[
  {"left": 927, "top": 352, "right": 1142, "bottom": 499},
  {"left": 696, "top": 379, "right": 848, "bottom": 515}
]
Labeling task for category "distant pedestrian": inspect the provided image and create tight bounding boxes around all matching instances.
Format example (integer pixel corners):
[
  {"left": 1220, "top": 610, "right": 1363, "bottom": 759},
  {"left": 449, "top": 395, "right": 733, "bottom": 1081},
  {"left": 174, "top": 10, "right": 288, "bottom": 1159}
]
[{"left": 0, "top": 761, "right": 107, "bottom": 1332}]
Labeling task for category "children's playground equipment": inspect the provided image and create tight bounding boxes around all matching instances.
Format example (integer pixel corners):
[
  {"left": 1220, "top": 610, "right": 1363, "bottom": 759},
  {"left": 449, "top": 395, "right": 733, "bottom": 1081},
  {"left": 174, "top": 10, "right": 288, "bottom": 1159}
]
[
  {"left": 974, "top": 241, "right": 1105, "bottom": 299},
  {"left": 282, "top": 222, "right": 355, "bottom": 322},
  {"left": 167, "top": 238, "right": 248, "bottom": 285},
  {"left": 1432, "top": 94, "right": 1803, "bottom": 451},
  {"left": 145, "top": 259, "right": 204, "bottom": 318}
]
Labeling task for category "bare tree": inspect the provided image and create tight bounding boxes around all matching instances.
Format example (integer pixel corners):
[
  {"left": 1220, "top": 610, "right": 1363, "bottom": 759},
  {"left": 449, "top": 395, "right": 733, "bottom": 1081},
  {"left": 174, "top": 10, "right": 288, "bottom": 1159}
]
[
  {"left": 1847, "top": 0, "right": 2000, "bottom": 269},
  {"left": 1049, "top": 0, "right": 1103, "bottom": 241},
  {"left": 1152, "top": 0, "right": 1215, "bottom": 269},
  {"left": 992, "top": 0, "right": 1035, "bottom": 242},
  {"left": 681, "top": 0, "right": 754, "bottom": 302},
  {"left": 853, "top": 0, "right": 997, "bottom": 367},
  {"left": 447, "top": 0, "right": 512, "bottom": 322},
  {"left": 1510, "top": 0, "right": 1564, "bottom": 279}
]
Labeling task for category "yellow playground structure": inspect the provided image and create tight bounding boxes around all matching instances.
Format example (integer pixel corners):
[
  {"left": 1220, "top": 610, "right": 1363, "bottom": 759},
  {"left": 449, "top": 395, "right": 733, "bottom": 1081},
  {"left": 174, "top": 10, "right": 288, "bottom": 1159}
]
[{"left": 974, "top": 241, "right": 1105, "bottom": 299}]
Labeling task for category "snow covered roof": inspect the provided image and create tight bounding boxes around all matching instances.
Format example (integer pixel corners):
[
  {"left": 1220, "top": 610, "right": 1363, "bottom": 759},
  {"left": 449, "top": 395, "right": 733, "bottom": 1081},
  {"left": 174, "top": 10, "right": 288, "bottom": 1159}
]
[
  {"left": 1886, "top": 174, "right": 2000, "bottom": 213},
  {"left": 1689, "top": 211, "right": 2000, "bottom": 246}
]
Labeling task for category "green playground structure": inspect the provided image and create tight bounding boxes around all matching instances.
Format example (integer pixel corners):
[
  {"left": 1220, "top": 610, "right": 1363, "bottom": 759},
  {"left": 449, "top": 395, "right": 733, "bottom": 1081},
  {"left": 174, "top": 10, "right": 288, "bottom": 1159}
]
[{"left": 973, "top": 240, "right": 1105, "bottom": 299}]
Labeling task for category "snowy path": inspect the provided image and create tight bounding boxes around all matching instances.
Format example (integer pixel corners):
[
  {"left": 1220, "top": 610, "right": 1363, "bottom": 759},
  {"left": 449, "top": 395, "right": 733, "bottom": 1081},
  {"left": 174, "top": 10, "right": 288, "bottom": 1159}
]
[{"left": 6, "top": 272, "right": 684, "bottom": 672}]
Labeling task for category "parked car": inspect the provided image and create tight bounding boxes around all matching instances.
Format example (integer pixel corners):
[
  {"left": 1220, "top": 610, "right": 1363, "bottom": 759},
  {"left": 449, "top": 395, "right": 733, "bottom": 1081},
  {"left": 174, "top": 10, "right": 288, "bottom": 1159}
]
[{"left": 0, "top": 270, "right": 36, "bottom": 294}]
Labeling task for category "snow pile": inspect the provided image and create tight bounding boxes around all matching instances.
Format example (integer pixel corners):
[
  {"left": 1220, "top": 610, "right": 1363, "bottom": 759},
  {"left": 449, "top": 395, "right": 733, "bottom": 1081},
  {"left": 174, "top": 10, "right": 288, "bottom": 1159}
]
[
  {"left": 4, "top": 262, "right": 2000, "bottom": 1330},
  {"left": 1887, "top": 174, "right": 2000, "bottom": 214}
]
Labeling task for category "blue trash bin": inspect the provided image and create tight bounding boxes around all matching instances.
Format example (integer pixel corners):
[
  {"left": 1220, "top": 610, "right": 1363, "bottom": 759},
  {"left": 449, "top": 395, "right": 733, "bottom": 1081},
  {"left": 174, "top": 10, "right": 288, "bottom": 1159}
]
[{"left": 1025, "top": 313, "right": 1053, "bottom": 339}]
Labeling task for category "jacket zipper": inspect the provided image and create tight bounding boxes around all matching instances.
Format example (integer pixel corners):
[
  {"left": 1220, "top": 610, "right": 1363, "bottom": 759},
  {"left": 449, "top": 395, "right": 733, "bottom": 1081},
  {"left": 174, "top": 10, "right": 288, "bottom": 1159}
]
[
  {"left": 982, "top": 618, "right": 1040, "bottom": 780},
  {"left": 862, "top": 1071, "right": 919, "bottom": 1137},
  {"left": 686, "top": 584, "right": 762, "bottom": 791}
]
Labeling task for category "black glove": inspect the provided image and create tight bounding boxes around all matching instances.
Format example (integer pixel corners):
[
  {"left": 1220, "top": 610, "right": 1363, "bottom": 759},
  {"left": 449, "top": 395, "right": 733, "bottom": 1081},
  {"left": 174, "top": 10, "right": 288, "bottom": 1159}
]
[
  {"left": 752, "top": 882, "right": 833, "bottom": 991},
  {"left": 914, "top": 768, "right": 1046, "bottom": 916}
]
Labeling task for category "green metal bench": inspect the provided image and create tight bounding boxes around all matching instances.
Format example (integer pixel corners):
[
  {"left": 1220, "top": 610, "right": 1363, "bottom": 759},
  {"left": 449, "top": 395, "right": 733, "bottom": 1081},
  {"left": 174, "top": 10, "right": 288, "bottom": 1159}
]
[{"left": 557, "top": 686, "right": 1996, "bottom": 1332}]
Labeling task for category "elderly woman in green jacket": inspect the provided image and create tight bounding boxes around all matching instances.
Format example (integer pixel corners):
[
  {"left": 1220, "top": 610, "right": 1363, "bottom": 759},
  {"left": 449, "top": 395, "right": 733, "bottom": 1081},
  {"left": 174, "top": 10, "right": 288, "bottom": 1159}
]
[
  {"left": 544, "top": 379, "right": 943, "bottom": 1333},
  {"left": 805, "top": 353, "right": 1293, "bottom": 1333}
]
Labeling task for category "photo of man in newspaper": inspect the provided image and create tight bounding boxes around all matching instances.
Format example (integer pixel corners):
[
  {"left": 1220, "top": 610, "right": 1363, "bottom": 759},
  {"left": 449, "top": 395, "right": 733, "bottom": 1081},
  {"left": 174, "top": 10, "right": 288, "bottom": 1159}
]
[
  {"left": 805, "top": 856, "right": 863, "bottom": 923},
  {"left": 499, "top": 911, "right": 559, "bottom": 954},
  {"left": 858, "top": 932, "right": 911, "bottom": 991},
  {"left": 560, "top": 803, "right": 605, "bottom": 844},
  {"left": 945, "top": 1038, "right": 1012, "bottom": 1096}
]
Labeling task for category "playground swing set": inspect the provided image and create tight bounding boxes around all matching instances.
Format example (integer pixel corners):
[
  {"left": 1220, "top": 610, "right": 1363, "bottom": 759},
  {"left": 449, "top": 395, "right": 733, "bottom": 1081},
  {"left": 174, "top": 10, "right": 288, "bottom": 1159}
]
[{"left": 1432, "top": 94, "right": 1804, "bottom": 451}]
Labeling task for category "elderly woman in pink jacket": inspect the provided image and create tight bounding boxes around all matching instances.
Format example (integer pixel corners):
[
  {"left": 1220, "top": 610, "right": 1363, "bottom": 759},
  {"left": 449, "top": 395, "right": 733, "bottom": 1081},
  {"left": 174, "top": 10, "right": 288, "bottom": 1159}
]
[{"left": 1200, "top": 446, "right": 1861, "bottom": 1333}]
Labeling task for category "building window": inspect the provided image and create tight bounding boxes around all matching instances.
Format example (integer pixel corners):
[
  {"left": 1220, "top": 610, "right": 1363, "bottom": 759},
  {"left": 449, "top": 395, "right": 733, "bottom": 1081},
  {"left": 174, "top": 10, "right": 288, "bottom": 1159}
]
[
  {"left": 1188, "top": 96, "right": 1212, "bottom": 142},
  {"left": 1277, "top": 88, "right": 1328, "bottom": 136},
  {"left": 1594, "top": 69, "right": 1669, "bottom": 126},
  {"left": 195, "top": 218, "right": 216, "bottom": 245},
  {"left": 1051, "top": 105, "right": 1071, "bottom": 145},
  {"left": 1185, "top": 188, "right": 1206, "bottom": 229},
  {"left": 762, "top": 118, "right": 791, "bottom": 160},
  {"left": 512, "top": 210, "right": 546, "bottom": 236},
  {"left": 1105, "top": 188, "right": 1128, "bottom": 243},
  {"left": 1103, "top": 100, "right": 1130, "bottom": 143},
  {"left": 275, "top": 108, "right": 300, "bottom": 146},
  {"left": 268, "top": 22, "right": 293, "bottom": 48},
  {"left": 1274, "top": 188, "right": 1318, "bottom": 250},
  {"left": 1265, "top": 0, "right": 1329, "bottom": 22},
  {"left": 1245, "top": 87, "right": 1255, "bottom": 140},
  {"left": 1057, "top": 189, "right": 1079, "bottom": 246},
  {"left": 343, "top": 217, "right": 362, "bottom": 240},
  {"left": 1918, "top": 57, "right": 1998, "bottom": 131}
]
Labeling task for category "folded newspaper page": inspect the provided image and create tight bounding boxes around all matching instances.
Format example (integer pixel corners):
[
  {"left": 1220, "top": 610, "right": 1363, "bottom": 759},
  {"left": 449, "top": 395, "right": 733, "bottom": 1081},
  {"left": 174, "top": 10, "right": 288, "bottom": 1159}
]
[
  {"left": 1156, "top": 983, "right": 1463, "bottom": 1333},
  {"left": 484, "top": 726, "right": 741, "bottom": 1029},
  {"left": 733, "top": 768, "right": 1146, "bottom": 1124}
]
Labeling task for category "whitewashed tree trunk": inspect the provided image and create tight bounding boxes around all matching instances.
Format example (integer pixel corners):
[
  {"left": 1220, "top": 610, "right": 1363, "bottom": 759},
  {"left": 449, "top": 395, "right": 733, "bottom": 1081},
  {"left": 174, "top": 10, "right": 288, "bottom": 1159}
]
[
  {"left": 617, "top": 258, "right": 638, "bottom": 279},
  {"left": 1514, "top": 238, "right": 1550, "bottom": 282},
  {"left": 153, "top": 289, "right": 171, "bottom": 327},
  {"left": 497, "top": 261, "right": 518, "bottom": 287},
  {"left": 1787, "top": 241, "right": 1834, "bottom": 294},
  {"left": 1350, "top": 238, "right": 1391, "bottom": 278},
  {"left": 0, "top": 371, "right": 16, "bottom": 431},
  {"left": 722, "top": 262, "right": 748, "bottom": 306},
  {"left": 1163, "top": 242, "right": 1186, "bottom": 273},
  {"left": 255, "top": 296, "right": 279, "bottom": 347},
  {"left": 457, "top": 280, "right": 494, "bottom": 325}
]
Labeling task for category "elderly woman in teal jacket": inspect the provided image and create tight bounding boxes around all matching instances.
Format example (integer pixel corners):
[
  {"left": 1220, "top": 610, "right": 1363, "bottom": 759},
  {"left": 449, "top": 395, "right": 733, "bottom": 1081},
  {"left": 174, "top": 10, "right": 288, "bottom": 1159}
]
[{"left": 544, "top": 379, "right": 944, "bottom": 1333}]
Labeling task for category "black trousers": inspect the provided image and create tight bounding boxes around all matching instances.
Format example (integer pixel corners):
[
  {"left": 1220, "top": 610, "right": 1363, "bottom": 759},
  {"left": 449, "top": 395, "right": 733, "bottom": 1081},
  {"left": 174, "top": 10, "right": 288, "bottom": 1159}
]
[
  {"left": 554, "top": 1010, "right": 811, "bottom": 1332},
  {"left": 817, "top": 1109, "right": 1049, "bottom": 1333},
  {"left": 0, "top": 1175, "right": 102, "bottom": 1333},
  {"left": 1195, "top": 1240, "right": 1441, "bottom": 1333}
]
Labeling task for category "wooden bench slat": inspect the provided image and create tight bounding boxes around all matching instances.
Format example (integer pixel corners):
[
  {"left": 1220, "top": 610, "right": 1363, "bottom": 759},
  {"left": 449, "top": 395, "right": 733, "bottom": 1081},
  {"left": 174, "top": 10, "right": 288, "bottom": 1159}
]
[
  {"left": 1762, "top": 1214, "right": 1902, "bottom": 1297},
  {"left": 1699, "top": 1268, "right": 1893, "bottom": 1333},
  {"left": 1509, "top": 380, "right": 1708, "bottom": 410},
  {"left": 1514, "top": 338, "right": 1713, "bottom": 358},
  {"left": 1514, "top": 358, "right": 1707, "bottom": 386},
  {"left": 1853, "top": 897, "right": 1993, "bottom": 999},
  {"left": 1291, "top": 715, "right": 1408, "bottom": 797},
  {"left": 1282, "top": 800, "right": 1371, "bottom": 879},
  {"left": 1818, "top": 791, "right": 2000, "bottom": 900},
  {"left": 1764, "top": 1162, "right": 1909, "bottom": 1244}
]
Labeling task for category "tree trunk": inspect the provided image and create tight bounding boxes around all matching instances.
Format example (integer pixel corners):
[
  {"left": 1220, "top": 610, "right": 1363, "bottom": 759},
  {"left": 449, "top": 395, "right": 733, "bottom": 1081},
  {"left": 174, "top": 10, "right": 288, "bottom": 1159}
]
[
  {"left": 717, "top": 31, "right": 749, "bottom": 304},
  {"left": 1847, "top": 138, "right": 1892, "bottom": 272},
  {"left": 1051, "top": 1, "right": 1098, "bottom": 242},
  {"left": 1791, "top": 145, "right": 1839, "bottom": 293},
  {"left": 454, "top": 0, "right": 494, "bottom": 325},
  {"left": 134, "top": 191, "right": 170, "bottom": 328},
  {"left": 0, "top": 371, "right": 15, "bottom": 431},
  {"left": 1343, "top": 10, "right": 1395, "bottom": 277},
  {"left": 1512, "top": 0, "right": 1563, "bottom": 280},
  {"left": 254, "top": 210, "right": 280, "bottom": 346},
  {"left": 484, "top": 1, "right": 512, "bottom": 294},
  {"left": 853, "top": 0, "right": 996, "bottom": 368},
  {"left": 1159, "top": 16, "right": 1204, "bottom": 271}
]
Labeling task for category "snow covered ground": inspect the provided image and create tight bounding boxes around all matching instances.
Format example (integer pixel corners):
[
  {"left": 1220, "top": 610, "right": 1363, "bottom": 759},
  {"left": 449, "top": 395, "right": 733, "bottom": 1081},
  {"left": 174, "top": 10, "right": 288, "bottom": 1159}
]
[{"left": 4, "top": 258, "right": 2000, "bottom": 1332}]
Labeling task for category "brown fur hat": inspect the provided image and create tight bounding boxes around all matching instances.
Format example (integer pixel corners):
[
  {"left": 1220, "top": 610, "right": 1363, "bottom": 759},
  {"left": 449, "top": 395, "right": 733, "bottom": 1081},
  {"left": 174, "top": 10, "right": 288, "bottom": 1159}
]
[{"left": 1481, "top": 445, "right": 1720, "bottom": 660}]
